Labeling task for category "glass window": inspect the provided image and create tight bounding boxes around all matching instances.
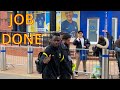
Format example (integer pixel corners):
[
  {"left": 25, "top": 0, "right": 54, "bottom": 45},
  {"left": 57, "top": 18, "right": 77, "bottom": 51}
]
[{"left": 87, "top": 18, "right": 99, "bottom": 44}]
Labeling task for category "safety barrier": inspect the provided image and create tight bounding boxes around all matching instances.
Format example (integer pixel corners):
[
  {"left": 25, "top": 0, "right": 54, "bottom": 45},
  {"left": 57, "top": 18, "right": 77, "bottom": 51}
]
[
  {"left": 0, "top": 45, "right": 119, "bottom": 79},
  {"left": 70, "top": 48, "right": 119, "bottom": 79},
  {"left": 70, "top": 48, "right": 100, "bottom": 79},
  {"left": 0, "top": 45, "right": 44, "bottom": 74}
]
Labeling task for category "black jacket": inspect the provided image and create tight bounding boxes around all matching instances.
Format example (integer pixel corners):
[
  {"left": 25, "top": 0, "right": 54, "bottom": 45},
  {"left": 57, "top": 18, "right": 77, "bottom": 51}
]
[
  {"left": 73, "top": 37, "right": 90, "bottom": 52},
  {"left": 59, "top": 43, "right": 73, "bottom": 75},
  {"left": 114, "top": 39, "right": 120, "bottom": 57},
  {"left": 93, "top": 40, "right": 106, "bottom": 56},
  {"left": 40, "top": 45, "right": 64, "bottom": 79}
]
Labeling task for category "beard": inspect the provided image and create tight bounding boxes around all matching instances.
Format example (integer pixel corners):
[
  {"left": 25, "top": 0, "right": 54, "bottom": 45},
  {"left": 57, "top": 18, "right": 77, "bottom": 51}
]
[{"left": 64, "top": 43, "right": 69, "bottom": 48}]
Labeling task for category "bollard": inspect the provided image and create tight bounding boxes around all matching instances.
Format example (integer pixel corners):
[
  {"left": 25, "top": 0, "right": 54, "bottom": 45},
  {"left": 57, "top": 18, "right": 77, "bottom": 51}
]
[
  {"left": 102, "top": 49, "right": 109, "bottom": 79},
  {"left": 1, "top": 46, "right": 6, "bottom": 71},
  {"left": 27, "top": 46, "right": 33, "bottom": 74}
]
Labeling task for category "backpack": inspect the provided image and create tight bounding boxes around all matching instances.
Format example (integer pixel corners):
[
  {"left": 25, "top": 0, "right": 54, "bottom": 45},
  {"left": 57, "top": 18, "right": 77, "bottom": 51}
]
[{"left": 35, "top": 52, "right": 46, "bottom": 74}]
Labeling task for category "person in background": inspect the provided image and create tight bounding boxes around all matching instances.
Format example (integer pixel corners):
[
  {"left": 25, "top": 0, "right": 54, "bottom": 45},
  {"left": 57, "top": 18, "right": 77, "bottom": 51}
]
[
  {"left": 93, "top": 36, "right": 109, "bottom": 78},
  {"left": 94, "top": 36, "right": 106, "bottom": 69},
  {"left": 73, "top": 31, "right": 90, "bottom": 77},
  {"left": 114, "top": 38, "right": 120, "bottom": 78},
  {"left": 59, "top": 33, "right": 76, "bottom": 79}
]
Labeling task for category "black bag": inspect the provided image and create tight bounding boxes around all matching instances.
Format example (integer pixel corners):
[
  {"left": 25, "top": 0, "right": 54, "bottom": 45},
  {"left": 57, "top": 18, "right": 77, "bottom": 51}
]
[{"left": 35, "top": 52, "right": 46, "bottom": 74}]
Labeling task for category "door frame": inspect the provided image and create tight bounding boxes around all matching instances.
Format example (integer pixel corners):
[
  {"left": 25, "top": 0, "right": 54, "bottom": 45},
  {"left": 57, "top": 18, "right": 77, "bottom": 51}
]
[
  {"left": 112, "top": 17, "right": 118, "bottom": 42},
  {"left": 87, "top": 18, "right": 100, "bottom": 44}
]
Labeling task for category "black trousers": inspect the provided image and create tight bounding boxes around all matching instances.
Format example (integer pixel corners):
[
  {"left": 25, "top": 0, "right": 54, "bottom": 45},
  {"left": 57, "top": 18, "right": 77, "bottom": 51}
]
[
  {"left": 59, "top": 73, "right": 71, "bottom": 79},
  {"left": 116, "top": 55, "right": 120, "bottom": 73},
  {"left": 42, "top": 73, "right": 57, "bottom": 79}
]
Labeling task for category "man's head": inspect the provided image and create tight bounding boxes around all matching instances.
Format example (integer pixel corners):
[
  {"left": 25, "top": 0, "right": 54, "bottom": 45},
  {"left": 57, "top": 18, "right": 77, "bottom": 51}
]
[
  {"left": 98, "top": 36, "right": 104, "bottom": 42},
  {"left": 115, "top": 38, "right": 120, "bottom": 48},
  {"left": 65, "top": 11, "right": 73, "bottom": 22},
  {"left": 60, "top": 32, "right": 68, "bottom": 40},
  {"left": 50, "top": 33, "right": 61, "bottom": 47},
  {"left": 62, "top": 33, "right": 71, "bottom": 45},
  {"left": 77, "top": 31, "right": 83, "bottom": 38}
]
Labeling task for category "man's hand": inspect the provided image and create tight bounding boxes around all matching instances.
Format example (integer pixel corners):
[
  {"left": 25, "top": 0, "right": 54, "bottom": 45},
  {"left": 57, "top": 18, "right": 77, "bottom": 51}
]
[
  {"left": 83, "top": 46, "right": 86, "bottom": 48},
  {"left": 43, "top": 55, "right": 51, "bottom": 64}
]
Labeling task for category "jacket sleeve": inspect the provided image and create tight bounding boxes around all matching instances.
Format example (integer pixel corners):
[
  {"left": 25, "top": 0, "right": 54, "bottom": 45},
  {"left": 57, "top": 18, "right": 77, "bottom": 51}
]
[
  {"left": 60, "top": 50, "right": 73, "bottom": 75},
  {"left": 61, "top": 60, "right": 73, "bottom": 75},
  {"left": 85, "top": 39, "right": 90, "bottom": 48},
  {"left": 73, "top": 39, "right": 78, "bottom": 45},
  {"left": 115, "top": 47, "right": 120, "bottom": 52},
  {"left": 39, "top": 46, "right": 51, "bottom": 64}
]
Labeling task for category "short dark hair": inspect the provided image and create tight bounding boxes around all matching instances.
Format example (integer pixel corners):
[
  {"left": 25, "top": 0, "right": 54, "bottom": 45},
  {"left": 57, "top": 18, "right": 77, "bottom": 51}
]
[
  {"left": 62, "top": 33, "right": 71, "bottom": 40},
  {"left": 50, "top": 33, "right": 60, "bottom": 39},
  {"left": 78, "top": 31, "right": 83, "bottom": 34}
]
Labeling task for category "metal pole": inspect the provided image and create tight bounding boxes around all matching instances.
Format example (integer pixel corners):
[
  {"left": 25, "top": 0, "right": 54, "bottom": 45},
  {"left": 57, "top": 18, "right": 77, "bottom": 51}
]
[
  {"left": 27, "top": 46, "right": 33, "bottom": 74},
  {"left": 104, "top": 11, "right": 108, "bottom": 37},
  {"left": 1, "top": 46, "right": 6, "bottom": 71},
  {"left": 102, "top": 49, "right": 109, "bottom": 79}
]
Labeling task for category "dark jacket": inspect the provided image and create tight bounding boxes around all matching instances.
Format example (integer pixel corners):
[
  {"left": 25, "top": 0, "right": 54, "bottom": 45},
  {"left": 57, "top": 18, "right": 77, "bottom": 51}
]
[
  {"left": 114, "top": 39, "right": 120, "bottom": 57},
  {"left": 115, "top": 47, "right": 120, "bottom": 58},
  {"left": 40, "top": 45, "right": 64, "bottom": 79},
  {"left": 93, "top": 40, "right": 106, "bottom": 57},
  {"left": 73, "top": 37, "right": 90, "bottom": 52},
  {"left": 59, "top": 43, "right": 73, "bottom": 75}
]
